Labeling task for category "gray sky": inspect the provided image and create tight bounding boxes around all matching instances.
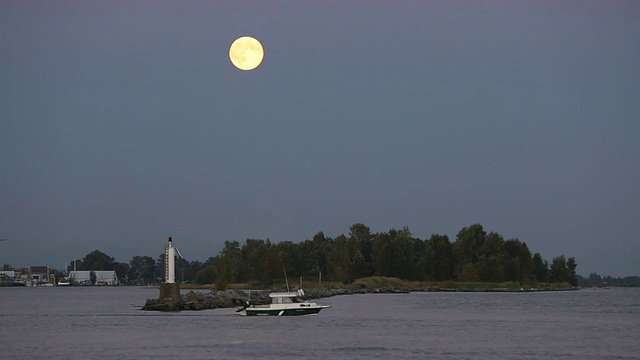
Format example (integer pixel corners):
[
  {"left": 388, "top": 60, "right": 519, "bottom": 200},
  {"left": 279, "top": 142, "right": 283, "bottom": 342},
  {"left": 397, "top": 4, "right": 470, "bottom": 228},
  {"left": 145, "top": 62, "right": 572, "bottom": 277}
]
[{"left": 1, "top": 1, "right": 638, "bottom": 277}]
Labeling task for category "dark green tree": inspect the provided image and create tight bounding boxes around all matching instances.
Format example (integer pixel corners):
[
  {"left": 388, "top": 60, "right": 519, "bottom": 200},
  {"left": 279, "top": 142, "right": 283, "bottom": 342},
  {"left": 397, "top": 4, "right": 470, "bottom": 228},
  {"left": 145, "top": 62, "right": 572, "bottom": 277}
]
[
  {"left": 550, "top": 255, "right": 568, "bottom": 283},
  {"left": 195, "top": 265, "right": 218, "bottom": 285},
  {"left": 128, "top": 256, "right": 156, "bottom": 285},
  {"left": 373, "top": 232, "right": 393, "bottom": 276},
  {"left": 350, "top": 250, "right": 369, "bottom": 280},
  {"left": 175, "top": 257, "right": 191, "bottom": 283},
  {"left": 277, "top": 241, "right": 300, "bottom": 281},
  {"left": 327, "top": 235, "right": 350, "bottom": 282},
  {"left": 240, "top": 240, "right": 284, "bottom": 285},
  {"left": 566, "top": 257, "right": 578, "bottom": 286},
  {"left": 113, "top": 262, "right": 130, "bottom": 284},
  {"left": 587, "top": 272, "right": 602, "bottom": 286},
  {"left": 348, "top": 223, "right": 374, "bottom": 276},
  {"left": 531, "top": 253, "right": 548, "bottom": 282},
  {"left": 389, "top": 227, "right": 420, "bottom": 280},
  {"left": 423, "top": 234, "right": 454, "bottom": 281},
  {"left": 189, "top": 260, "right": 204, "bottom": 283},
  {"left": 310, "top": 232, "right": 333, "bottom": 281},
  {"left": 297, "top": 239, "right": 317, "bottom": 280},
  {"left": 477, "top": 232, "right": 506, "bottom": 282},
  {"left": 156, "top": 253, "right": 166, "bottom": 282},
  {"left": 241, "top": 239, "right": 268, "bottom": 282},
  {"left": 458, "top": 263, "right": 480, "bottom": 282},
  {"left": 503, "top": 239, "right": 533, "bottom": 282},
  {"left": 89, "top": 270, "right": 97, "bottom": 285},
  {"left": 219, "top": 240, "right": 242, "bottom": 284},
  {"left": 453, "top": 224, "right": 486, "bottom": 276},
  {"left": 78, "top": 250, "right": 116, "bottom": 270},
  {"left": 263, "top": 244, "right": 285, "bottom": 284}
]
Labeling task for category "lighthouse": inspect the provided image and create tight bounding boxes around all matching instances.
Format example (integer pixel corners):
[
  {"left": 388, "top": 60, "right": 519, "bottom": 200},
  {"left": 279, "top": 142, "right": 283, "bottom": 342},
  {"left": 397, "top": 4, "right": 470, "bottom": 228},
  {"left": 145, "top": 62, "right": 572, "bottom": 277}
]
[
  {"left": 165, "top": 237, "right": 176, "bottom": 283},
  {"left": 159, "top": 236, "right": 181, "bottom": 308}
]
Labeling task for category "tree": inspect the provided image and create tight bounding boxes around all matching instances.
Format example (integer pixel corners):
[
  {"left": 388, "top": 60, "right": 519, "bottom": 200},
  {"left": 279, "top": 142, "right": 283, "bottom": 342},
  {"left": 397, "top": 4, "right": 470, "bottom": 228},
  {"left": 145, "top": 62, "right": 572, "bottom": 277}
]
[
  {"left": 389, "top": 227, "right": 419, "bottom": 280},
  {"left": 219, "top": 240, "right": 242, "bottom": 284},
  {"left": 195, "top": 265, "right": 218, "bottom": 285},
  {"left": 453, "top": 224, "right": 486, "bottom": 276},
  {"left": 89, "top": 270, "right": 97, "bottom": 286},
  {"left": 215, "top": 272, "right": 228, "bottom": 290},
  {"left": 114, "top": 262, "right": 130, "bottom": 284},
  {"left": 566, "top": 257, "right": 578, "bottom": 286},
  {"left": 311, "top": 231, "right": 332, "bottom": 278},
  {"left": 242, "top": 239, "right": 271, "bottom": 283},
  {"left": 327, "top": 235, "right": 350, "bottom": 282},
  {"left": 128, "top": 256, "right": 156, "bottom": 285},
  {"left": 350, "top": 250, "right": 369, "bottom": 280},
  {"left": 78, "top": 250, "right": 116, "bottom": 271},
  {"left": 277, "top": 241, "right": 300, "bottom": 281},
  {"left": 373, "top": 232, "right": 393, "bottom": 277},
  {"left": 550, "top": 255, "right": 568, "bottom": 283},
  {"left": 190, "top": 260, "right": 204, "bottom": 283},
  {"left": 458, "top": 263, "right": 480, "bottom": 282},
  {"left": 348, "top": 223, "right": 374, "bottom": 275},
  {"left": 262, "top": 244, "right": 284, "bottom": 284},
  {"left": 587, "top": 272, "right": 602, "bottom": 286},
  {"left": 477, "top": 232, "right": 505, "bottom": 282},
  {"left": 423, "top": 234, "right": 454, "bottom": 281},
  {"left": 531, "top": 253, "right": 548, "bottom": 283},
  {"left": 503, "top": 239, "right": 533, "bottom": 282},
  {"left": 297, "top": 240, "right": 317, "bottom": 280},
  {"left": 371, "top": 227, "right": 420, "bottom": 280},
  {"left": 156, "top": 253, "right": 166, "bottom": 283},
  {"left": 175, "top": 257, "right": 191, "bottom": 283}
]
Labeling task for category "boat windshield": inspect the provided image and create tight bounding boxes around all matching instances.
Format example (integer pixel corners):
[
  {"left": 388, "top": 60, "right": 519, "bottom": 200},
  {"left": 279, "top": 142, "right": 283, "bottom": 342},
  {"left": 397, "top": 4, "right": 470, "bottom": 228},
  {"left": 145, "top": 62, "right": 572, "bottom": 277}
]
[{"left": 271, "top": 296, "right": 300, "bottom": 304}]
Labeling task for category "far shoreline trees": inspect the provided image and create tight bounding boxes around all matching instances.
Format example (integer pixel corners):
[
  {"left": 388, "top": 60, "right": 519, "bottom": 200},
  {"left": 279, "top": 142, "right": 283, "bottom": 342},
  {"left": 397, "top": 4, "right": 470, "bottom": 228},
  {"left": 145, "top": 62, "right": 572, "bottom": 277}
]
[{"left": 64, "top": 223, "right": 579, "bottom": 287}]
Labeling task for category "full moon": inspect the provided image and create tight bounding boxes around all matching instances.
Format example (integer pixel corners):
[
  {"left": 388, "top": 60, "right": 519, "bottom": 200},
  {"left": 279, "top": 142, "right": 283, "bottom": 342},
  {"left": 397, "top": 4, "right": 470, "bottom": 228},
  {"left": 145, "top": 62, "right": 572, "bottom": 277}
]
[{"left": 229, "top": 36, "right": 264, "bottom": 71}]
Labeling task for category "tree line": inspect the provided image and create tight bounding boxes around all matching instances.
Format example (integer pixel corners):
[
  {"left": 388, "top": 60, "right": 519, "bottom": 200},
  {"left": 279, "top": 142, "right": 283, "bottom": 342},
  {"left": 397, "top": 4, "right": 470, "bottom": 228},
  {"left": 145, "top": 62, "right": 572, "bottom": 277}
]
[
  {"left": 577, "top": 273, "right": 640, "bottom": 288},
  {"left": 62, "top": 223, "right": 578, "bottom": 287}
]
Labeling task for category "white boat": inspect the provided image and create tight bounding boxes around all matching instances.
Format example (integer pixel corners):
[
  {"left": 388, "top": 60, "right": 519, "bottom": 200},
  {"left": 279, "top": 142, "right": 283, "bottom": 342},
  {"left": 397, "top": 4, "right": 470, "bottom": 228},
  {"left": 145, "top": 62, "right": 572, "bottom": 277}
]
[{"left": 237, "top": 289, "right": 331, "bottom": 316}]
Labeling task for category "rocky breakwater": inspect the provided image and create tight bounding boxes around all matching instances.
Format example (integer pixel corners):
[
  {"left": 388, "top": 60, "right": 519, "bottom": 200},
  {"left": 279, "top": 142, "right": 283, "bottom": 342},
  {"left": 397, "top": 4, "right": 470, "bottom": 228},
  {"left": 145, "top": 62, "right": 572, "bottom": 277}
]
[
  {"left": 142, "top": 289, "right": 262, "bottom": 311},
  {"left": 142, "top": 286, "right": 410, "bottom": 312}
]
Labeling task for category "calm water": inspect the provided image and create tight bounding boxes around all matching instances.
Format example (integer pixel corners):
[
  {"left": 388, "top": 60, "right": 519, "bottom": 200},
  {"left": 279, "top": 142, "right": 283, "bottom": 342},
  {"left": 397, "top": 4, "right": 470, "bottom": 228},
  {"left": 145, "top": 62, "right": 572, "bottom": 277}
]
[{"left": 1, "top": 287, "right": 639, "bottom": 360}]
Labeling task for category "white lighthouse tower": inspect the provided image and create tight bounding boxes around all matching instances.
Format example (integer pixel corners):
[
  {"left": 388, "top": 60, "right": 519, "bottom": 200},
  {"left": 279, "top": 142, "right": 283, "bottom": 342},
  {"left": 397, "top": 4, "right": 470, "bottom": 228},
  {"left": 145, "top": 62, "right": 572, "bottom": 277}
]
[
  {"left": 159, "top": 236, "right": 182, "bottom": 307},
  {"left": 165, "top": 237, "right": 176, "bottom": 283}
]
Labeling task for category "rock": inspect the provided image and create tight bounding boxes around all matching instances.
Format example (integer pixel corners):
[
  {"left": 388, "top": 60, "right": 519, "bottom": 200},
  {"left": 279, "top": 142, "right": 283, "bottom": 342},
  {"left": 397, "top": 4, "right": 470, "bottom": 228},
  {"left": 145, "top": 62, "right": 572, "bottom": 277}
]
[
  {"left": 141, "top": 298, "right": 182, "bottom": 312},
  {"left": 142, "top": 289, "right": 272, "bottom": 312}
]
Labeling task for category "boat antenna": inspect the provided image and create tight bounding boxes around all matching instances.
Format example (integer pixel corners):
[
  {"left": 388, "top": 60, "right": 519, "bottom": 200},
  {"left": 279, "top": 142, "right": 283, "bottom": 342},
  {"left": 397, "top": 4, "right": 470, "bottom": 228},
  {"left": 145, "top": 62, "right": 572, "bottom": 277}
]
[{"left": 283, "top": 266, "right": 290, "bottom": 292}]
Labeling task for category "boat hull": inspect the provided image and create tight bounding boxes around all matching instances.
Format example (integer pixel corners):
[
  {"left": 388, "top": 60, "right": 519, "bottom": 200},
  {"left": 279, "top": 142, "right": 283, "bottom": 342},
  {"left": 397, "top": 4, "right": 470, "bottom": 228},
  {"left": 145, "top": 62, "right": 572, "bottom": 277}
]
[{"left": 244, "top": 306, "right": 327, "bottom": 316}]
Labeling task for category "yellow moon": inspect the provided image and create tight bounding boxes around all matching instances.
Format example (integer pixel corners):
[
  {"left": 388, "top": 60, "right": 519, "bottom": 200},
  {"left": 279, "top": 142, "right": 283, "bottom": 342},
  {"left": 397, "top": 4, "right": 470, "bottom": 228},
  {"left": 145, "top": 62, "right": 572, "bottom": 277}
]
[{"left": 229, "top": 36, "right": 264, "bottom": 71}]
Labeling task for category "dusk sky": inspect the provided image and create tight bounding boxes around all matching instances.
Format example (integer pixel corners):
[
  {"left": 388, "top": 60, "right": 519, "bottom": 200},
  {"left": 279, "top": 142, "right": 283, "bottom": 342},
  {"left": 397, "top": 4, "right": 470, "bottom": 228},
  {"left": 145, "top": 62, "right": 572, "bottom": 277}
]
[{"left": 2, "top": 1, "right": 638, "bottom": 277}]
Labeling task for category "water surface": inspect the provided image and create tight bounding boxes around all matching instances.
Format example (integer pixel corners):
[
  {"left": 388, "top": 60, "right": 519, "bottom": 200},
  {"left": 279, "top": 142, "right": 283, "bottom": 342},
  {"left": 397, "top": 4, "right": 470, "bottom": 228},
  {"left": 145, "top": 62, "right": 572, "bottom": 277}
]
[{"left": 1, "top": 287, "right": 639, "bottom": 359}]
